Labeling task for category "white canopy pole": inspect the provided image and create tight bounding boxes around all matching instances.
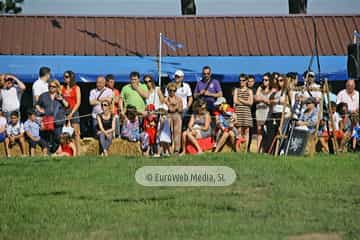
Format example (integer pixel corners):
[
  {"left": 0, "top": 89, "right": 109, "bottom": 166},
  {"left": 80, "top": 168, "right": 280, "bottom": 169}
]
[{"left": 158, "top": 32, "right": 162, "bottom": 88}]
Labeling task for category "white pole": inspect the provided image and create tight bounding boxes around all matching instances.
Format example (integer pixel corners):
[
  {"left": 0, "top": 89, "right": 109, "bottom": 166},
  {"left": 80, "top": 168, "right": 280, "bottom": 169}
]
[{"left": 158, "top": 32, "right": 162, "bottom": 88}]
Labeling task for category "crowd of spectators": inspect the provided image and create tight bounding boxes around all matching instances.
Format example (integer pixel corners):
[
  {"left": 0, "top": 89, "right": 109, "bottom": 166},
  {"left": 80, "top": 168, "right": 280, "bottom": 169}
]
[{"left": 0, "top": 65, "right": 358, "bottom": 157}]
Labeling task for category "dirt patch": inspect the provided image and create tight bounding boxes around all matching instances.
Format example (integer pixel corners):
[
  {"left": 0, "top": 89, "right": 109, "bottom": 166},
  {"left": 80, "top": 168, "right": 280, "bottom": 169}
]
[{"left": 288, "top": 233, "right": 342, "bottom": 240}]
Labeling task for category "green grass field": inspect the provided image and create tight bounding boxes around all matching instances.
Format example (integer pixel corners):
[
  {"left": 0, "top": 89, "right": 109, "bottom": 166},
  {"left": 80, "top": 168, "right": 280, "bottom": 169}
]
[{"left": 0, "top": 153, "right": 359, "bottom": 240}]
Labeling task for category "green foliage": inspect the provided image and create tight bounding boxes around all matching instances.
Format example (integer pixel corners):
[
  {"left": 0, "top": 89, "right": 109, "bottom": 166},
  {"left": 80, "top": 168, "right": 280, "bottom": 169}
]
[
  {"left": 0, "top": 0, "right": 23, "bottom": 14},
  {"left": 0, "top": 153, "right": 359, "bottom": 239}
]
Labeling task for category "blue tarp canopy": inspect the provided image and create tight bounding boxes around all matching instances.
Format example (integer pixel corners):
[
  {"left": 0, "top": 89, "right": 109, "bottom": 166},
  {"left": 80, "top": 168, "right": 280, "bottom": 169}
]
[{"left": 0, "top": 55, "right": 348, "bottom": 83}]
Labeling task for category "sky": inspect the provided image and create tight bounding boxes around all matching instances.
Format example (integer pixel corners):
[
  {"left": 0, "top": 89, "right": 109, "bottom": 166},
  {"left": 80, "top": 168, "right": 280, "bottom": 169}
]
[{"left": 20, "top": 0, "right": 360, "bottom": 16}]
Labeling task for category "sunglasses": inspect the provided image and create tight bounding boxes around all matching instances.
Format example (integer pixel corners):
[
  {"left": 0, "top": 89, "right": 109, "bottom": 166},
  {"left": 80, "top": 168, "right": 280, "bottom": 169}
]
[
  {"left": 144, "top": 80, "right": 152, "bottom": 83},
  {"left": 263, "top": 78, "right": 269, "bottom": 81},
  {"left": 64, "top": 75, "right": 70, "bottom": 79},
  {"left": 203, "top": 72, "right": 211, "bottom": 76},
  {"left": 168, "top": 89, "right": 176, "bottom": 92},
  {"left": 240, "top": 79, "right": 247, "bottom": 82},
  {"left": 49, "top": 85, "right": 57, "bottom": 88}
]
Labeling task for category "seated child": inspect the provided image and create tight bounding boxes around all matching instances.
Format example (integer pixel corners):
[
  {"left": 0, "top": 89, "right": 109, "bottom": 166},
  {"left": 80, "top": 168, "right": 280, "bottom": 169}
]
[
  {"left": 140, "top": 104, "right": 158, "bottom": 156},
  {"left": 156, "top": 107, "right": 172, "bottom": 157},
  {"left": 54, "top": 133, "right": 76, "bottom": 157},
  {"left": 121, "top": 105, "right": 140, "bottom": 142},
  {"left": 0, "top": 109, "right": 7, "bottom": 144},
  {"left": 24, "top": 110, "right": 48, "bottom": 156},
  {"left": 213, "top": 97, "right": 237, "bottom": 152},
  {"left": 4, "top": 111, "right": 26, "bottom": 157}
]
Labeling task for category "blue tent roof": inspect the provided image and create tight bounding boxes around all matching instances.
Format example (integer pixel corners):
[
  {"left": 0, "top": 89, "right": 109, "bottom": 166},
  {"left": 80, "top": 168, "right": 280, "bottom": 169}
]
[{"left": 0, "top": 55, "right": 347, "bottom": 83}]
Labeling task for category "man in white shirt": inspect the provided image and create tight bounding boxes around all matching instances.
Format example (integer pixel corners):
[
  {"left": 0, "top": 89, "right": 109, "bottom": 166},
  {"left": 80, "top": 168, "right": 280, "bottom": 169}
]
[
  {"left": 32, "top": 67, "right": 51, "bottom": 104},
  {"left": 89, "top": 76, "right": 114, "bottom": 136},
  {"left": 300, "top": 71, "right": 322, "bottom": 102},
  {"left": 165, "top": 70, "right": 193, "bottom": 115},
  {"left": 0, "top": 74, "right": 26, "bottom": 122},
  {"left": 337, "top": 79, "right": 359, "bottom": 113}
]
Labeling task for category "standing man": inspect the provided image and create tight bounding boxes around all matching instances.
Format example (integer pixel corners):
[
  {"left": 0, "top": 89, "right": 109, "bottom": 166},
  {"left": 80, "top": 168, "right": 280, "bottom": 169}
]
[
  {"left": 0, "top": 74, "right": 26, "bottom": 122},
  {"left": 194, "top": 66, "right": 223, "bottom": 112},
  {"left": 32, "top": 67, "right": 51, "bottom": 104},
  {"left": 165, "top": 70, "right": 193, "bottom": 116},
  {"left": 337, "top": 79, "right": 359, "bottom": 114},
  {"left": 121, "top": 71, "right": 149, "bottom": 113},
  {"left": 89, "top": 76, "right": 114, "bottom": 136},
  {"left": 106, "top": 74, "right": 123, "bottom": 137},
  {"left": 247, "top": 74, "right": 256, "bottom": 152}
]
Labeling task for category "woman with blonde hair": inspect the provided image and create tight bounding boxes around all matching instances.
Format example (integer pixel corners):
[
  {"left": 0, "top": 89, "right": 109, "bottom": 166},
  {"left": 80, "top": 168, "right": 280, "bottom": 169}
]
[
  {"left": 165, "top": 82, "right": 183, "bottom": 153},
  {"left": 35, "top": 79, "right": 69, "bottom": 153}
]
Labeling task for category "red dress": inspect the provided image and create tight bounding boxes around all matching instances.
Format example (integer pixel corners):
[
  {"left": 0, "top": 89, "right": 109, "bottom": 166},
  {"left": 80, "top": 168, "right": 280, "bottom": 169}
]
[
  {"left": 143, "top": 115, "right": 157, "bottom": 145},
  {"left": 61, "top": 143, "right": 74, "bottom": 156}
]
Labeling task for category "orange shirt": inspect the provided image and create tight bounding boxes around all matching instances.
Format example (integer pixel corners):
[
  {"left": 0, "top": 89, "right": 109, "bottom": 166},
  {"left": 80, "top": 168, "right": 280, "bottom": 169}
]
[{"left": 62, "top": 85, "right": 78, "bottom": 110}]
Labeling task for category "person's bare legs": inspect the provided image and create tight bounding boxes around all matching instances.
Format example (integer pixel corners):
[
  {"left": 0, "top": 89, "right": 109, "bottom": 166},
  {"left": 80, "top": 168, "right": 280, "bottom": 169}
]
[
  {"left": 180, "top": 131, "right": 202, "bottom": 155},
  {"left": 4, "top": 138, "right": 11, "bottom": 157},
  {"left": 215, "top": 131, "right": 229, "bottom": 152},
  {"left": 42, "top": 147, "right": 48, "bottom": 156},
  {"left": 30, "top": 147, "right": 35, "bottom": 156},
  {"left": 243, "top": 127, "right": 250, "bottom": 153},
  {"left": 319, "top": 137, "right": 329, "bottom": 153},
  {"left": 73, "top": 123, "right": 81, "bottom": 155},
  {"left": 19, "top": 136, "right": 26, "bottom": 156},
  {"left": 256, "top": 123, "right": 263, "bottom": 153},
  {"left": 228, "top": 130, "right": 236, "bottom": 152},
  {"left": 235, "top": 127, "right": 242, "bottom": 152}
]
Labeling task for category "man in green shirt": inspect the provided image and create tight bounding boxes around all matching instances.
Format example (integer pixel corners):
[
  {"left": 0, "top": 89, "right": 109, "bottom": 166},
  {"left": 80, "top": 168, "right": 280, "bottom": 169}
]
[{"left": 121, "top": 71, "right": 149, "bottom": 113}]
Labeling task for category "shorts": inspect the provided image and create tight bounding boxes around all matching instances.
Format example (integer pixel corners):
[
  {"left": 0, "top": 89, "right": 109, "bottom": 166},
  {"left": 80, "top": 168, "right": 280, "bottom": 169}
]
[
  {"left": 68, "top": 111, "right": 80, "bottom": 124},
  {"left": 29, "top": 138, "right": 48, "bottom": 149}
]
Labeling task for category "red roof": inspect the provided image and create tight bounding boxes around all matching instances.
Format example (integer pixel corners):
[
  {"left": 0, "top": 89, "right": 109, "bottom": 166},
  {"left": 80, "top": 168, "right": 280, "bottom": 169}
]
[{"left": 0, "top": 15, "right": 358, "bottom": 56}]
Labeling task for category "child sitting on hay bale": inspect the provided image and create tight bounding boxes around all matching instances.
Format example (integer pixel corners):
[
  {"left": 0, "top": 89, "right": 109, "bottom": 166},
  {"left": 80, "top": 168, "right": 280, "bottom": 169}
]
[
  {"left": 121, "top": 105, "right": 140, "bottom": 142},
  {"left": 4, "top": 111, "right": 26, "bottom": 157},
  {"left": 24, "top": 109, "right": 48, "bottom": 156},
  {"left": 53, "top": 133, "right": 76, "bottom": 157}
]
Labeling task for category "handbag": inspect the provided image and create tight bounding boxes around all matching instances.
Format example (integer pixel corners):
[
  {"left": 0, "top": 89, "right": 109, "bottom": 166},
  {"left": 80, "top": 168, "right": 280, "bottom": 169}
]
[
  {"left": 62, "top": 121, "right": 74, "bottom": 136},
  {"left": 41, "top": 115, "right": 55, "bottom": 131}
]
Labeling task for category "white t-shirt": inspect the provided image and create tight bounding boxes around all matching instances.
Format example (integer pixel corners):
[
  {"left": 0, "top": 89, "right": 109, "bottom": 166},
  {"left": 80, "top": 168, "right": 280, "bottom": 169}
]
[
  {"left": 32, "top": 78, "right": 49, "bottom": 103},
  {"left": 6, "top": 122, "right": 24, "bottom": 136},
  {"left": 301, "top": 83, "right": 322, "bottom": 100},
  {"left": 146, "top": 87, "right": 162, "bottom": 110},
  {"left": 337, "top": 89, "right": 359, "bottom": 113},
  {"left": 0, "top": 117, "right": 7, "bottom": 129},
  {"left": 0, "top": 86, "right": 21, "bottom": 112},
  {"left": 89, "top": 87, "right": 114, "bottom": 118},
  {"left": 165, "top": 82, "right": 192, "bottom": 111}
]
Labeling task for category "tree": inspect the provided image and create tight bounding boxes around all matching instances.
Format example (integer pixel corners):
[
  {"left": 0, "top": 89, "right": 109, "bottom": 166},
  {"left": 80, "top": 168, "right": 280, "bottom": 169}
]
[{"left": 0, "top": 0, "right": 24, "bottom": 14}]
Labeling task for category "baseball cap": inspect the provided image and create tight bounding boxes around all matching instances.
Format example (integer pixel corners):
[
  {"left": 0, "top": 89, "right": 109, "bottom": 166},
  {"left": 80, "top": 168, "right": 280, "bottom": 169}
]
[
  {"left": 214, "top": 97, "right": 227, "bottom": 106},
  {"left": 174, "top": 70, "right": 184, "bottom": 77},
  {"left": 304, "top": 97, "right": 316, "bottom": 104}
]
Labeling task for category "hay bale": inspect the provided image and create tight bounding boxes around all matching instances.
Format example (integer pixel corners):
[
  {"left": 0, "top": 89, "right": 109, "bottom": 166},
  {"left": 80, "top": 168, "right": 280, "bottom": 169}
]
[
  {"left": 80, "top": 138, "right": 142, "bottom": 156},
  {"left": 0, "top": 141, "right": 43, "bottom": 157}
]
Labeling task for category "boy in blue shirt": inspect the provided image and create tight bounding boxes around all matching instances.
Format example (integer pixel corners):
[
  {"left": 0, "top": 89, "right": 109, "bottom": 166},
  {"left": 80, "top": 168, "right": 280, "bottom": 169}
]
[{"left": 24, "top": 110, "right": 48, "bottom": 156}]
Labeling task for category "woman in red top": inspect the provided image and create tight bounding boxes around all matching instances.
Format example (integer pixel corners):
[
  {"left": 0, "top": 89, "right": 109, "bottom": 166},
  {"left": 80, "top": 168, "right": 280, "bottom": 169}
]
[{"left": 61, "top": 70, "right": 81, "bottom": 154}]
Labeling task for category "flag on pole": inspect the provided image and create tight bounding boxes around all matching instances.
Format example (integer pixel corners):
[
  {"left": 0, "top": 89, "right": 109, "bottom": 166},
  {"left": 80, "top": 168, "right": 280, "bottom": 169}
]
[{"left": 162, "top": 35, "right": 184, "bottom": 51}]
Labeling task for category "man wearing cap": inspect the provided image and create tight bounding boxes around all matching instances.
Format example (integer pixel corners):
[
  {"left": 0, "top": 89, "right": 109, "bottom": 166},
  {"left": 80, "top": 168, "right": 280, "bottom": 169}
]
[
  {"left": 194, "top": 66, "right": 223, "bottom": 112},
  {"left": 165, "top": 70, "right": 193, "bottom": 115},
  {"left": 300, "top": 70, "right": 322, "bottom": 103},
  {"left": 296, "top": 97, "right": 318, "bottom": 133}
]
